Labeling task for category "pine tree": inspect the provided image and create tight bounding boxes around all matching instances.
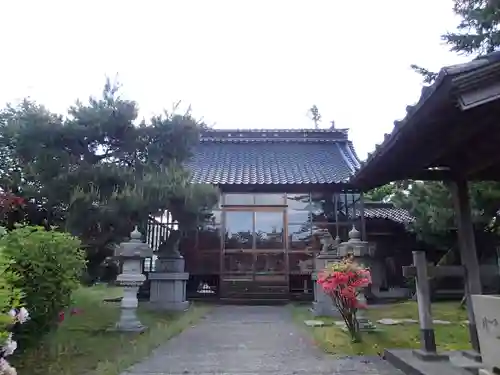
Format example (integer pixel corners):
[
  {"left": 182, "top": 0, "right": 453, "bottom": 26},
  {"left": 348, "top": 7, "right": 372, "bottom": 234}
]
[
  {"left": 443, "top": 0, "right": 500, "bottom": 55},
  {"left": 412, "top": 0, "right": 500, "bottom": 84}
]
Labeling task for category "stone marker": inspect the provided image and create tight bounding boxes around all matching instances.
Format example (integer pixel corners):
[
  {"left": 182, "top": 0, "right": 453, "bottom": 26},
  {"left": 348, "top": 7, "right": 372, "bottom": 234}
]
[
  {"left": 311, "top": 231, "right": 342, "bottom": 317},
  {"left": 149, "top": 229, "right": 190, "bottom": 311},
  {"left": 471, "top": 295, "right": 500, "bottom": 375},
  {"left": 114, "top": 226, "right": 153, "bottom": 332}
]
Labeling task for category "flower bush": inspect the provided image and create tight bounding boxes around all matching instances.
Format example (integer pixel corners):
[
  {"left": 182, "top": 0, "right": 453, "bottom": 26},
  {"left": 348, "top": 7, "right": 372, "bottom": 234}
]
[
  {"left": 317, "top": 254, "right": 371, "bottom": 342},
  {"left": 0, "top": 235, "right": 27, "bottom": 375},
  {"left": 0, "top": 226, "right": 86, "bottom": 346},
  {"left": 0, "top": 307, "right": 30, "bottom": 375}
]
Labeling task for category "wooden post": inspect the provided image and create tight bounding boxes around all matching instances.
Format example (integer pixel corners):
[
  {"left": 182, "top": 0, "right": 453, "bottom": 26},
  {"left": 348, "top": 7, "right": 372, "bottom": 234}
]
[
  {"left": 448, "top": 179, "right": 482, "bottom": 354},
  {"left": 411, "top": 251, "right": 449, "bottom": 360},
  {"left": 359, "top": 192, "right": 366, "bottom": 241}
]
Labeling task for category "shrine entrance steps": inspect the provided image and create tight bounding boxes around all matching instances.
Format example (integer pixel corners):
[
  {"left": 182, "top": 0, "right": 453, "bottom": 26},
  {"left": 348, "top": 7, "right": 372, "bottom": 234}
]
[{"left": 120, "top": 305, "right": 403, "bottom": 375}]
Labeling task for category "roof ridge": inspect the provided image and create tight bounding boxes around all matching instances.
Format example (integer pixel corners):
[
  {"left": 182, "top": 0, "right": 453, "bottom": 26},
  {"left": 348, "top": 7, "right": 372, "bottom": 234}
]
[
  {"left": 200, "top": 128, "right": 351, "bottom": 143},
  {"left": 203, "top": 128, "right": 349, "bottom": 133}
]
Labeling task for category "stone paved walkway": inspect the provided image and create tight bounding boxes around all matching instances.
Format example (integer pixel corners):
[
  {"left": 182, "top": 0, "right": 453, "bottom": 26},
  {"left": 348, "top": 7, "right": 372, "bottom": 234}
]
[{"left": 121, "top": 305, "right": 403, "bottom": 375}]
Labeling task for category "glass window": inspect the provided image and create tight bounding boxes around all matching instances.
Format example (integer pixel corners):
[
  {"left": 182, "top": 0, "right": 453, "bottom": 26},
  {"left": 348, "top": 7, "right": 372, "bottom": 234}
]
[
  {"left": 223, "top": 253, "right": 253, "bottom": 273},
  {"left": 287, "top": 193, "right": 312, "bottom": 224},
  {"left": 286, "top": 194, "right": 311, "bottom": 210},
  {"left": 334, "top": 193, "right": 350, "bottom": 222},
  {"left": 254, "top": 194, "right": 285, "bottom": 205},
  {"left": 288, "top": 224, "right": 313, "bottom": 250},
  {"left": 224, "top": 194, "right": 254, "bottom": 206},
  {"left": 311, "top": 194, "right": 336, "bottom": 223},
  {"left": 255, "top": 253, "right": 286, "bottom": 273},
  {"left": 255, "top": 211, "right": 284, "bottom": 249},
  {"left": 288, "top": 210, "right": 311, "bottom": 225},
  {"left": 224, "top": 211, "right": 254, "bottom": 249}
]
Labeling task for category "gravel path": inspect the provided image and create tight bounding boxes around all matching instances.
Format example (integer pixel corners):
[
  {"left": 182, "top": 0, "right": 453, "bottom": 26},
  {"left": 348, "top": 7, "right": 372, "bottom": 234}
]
[{"left": 121, "top": 305, "right": 403, "bottom": 375}]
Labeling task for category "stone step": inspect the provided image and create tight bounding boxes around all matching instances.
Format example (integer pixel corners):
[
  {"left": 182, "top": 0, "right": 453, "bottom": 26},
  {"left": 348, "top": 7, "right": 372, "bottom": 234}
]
[{"left": 450, "top": 352, "right": 486, "bottom": 375}]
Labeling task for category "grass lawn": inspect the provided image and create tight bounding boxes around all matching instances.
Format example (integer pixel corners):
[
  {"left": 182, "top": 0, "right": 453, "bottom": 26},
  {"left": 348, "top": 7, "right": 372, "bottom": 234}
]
[
  {"left": 291, "top": 301, "right": 470, "bottom": 356},
  {"left": 11, "top": 285, "right": 211, "bottom": 375}
]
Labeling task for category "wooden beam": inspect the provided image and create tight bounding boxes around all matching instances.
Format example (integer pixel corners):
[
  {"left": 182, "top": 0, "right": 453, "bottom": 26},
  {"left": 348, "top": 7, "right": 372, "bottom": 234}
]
[
  {"left": 403, "top": 264, "right": 498, "bottom": 279},
  {"left": 469, "top": 165, "right": 500, "bottom": 181},
  {"left": 420, "top": 105, "right": 494, "bottom": 168},
  {"left": 452, "top": 126, "right": 500, "bottom": 177},
  {"left": 437, "top": 104, "right": 500, "bottom": 175}
]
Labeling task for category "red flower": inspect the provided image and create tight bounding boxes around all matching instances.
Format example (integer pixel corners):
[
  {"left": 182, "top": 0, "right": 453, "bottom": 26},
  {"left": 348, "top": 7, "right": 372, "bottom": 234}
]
[
  {"left": 58, "top": 311, "right": 65, "bottom": 322},
  {"left": 340, "top": 286, "right": 356, "bottom": 300},
  {"left": 350, "top": 277, "right": 370, "bottom": 288},
  {"left": 357, "top": 269, "right": 372, "bottom": 284}
]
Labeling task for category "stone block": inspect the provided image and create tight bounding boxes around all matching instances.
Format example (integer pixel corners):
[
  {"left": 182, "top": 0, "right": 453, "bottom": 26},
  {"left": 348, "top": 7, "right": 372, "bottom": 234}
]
[
  {"left": 471, "top": 294, "right": 500, "bottom": 374},
  {"left": 304, "top": 320, "right": 325, "bottom": 327},
  {"left": 149, "top": 272, "right": 189, "bottom": 311},
  {"left": 377, "top": 318, "right": 401, "bottom": 325}
]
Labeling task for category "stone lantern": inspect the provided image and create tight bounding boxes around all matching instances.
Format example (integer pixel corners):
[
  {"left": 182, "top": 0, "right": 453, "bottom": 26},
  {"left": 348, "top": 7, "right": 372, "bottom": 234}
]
[
  {"left": 311, "top": 228, "right": 342, "bottom": 317},
  {"left": 114, "top": 226, "right": 153, "bottom": 332},
  {"left": 338, "top": 226, "right": 376, "bottom": 331}
]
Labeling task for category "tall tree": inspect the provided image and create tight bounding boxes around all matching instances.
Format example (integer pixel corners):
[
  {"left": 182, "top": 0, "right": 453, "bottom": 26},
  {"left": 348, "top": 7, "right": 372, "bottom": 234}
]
[
  {"left": 443, "top": 0, "right": 500, "bottom": 55},
  {"left": 412, "top": 0, "right": 500, "bottom": 84},
  {"left": 0, "top": 80, "right": 218, "bottom": 278}
]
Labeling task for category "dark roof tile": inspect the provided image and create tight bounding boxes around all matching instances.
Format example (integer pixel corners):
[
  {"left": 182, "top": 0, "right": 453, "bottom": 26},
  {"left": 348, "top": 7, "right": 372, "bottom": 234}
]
[
  {"left": 363, "top": 206, "right": 414, "bottom": 224},
  {"left": 353, "top": 202, "right": 414, "bottom": 224},
  {"left": 187, "top": 129, "right": 360, "bottom": 185}
]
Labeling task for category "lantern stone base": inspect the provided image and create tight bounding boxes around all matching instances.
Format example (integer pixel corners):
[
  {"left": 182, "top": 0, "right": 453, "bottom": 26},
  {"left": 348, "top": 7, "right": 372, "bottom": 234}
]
[
  {"left": 112, "top": 309, "right": 148, "bottom": 333},
  {"left": 311, "top": 272, "right": 341, "bottom": 317},
  {"left": 149, "top": 272, "right": 190, "bottom": 311}
]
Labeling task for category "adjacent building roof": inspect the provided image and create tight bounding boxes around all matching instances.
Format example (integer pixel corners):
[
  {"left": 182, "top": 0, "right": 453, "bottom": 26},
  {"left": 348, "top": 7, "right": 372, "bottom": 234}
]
[
  {"left": 362, "top": 202, "right": 414, "bottom": 225},
  {"left": 187, "top": 129, "right": 361, "bottom": 185}
]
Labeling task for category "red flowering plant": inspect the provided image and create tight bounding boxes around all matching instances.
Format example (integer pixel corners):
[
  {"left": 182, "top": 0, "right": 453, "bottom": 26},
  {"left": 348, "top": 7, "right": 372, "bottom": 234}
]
[{"left": 316, "top": 254, "right": 371, "bottom": 342}]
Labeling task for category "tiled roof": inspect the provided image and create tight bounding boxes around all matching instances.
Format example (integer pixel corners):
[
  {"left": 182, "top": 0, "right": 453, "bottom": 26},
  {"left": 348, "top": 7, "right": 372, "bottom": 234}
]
[
  {"left": 362, "top": 202, "right": 414, "bottom": 224},
  {"left": 352, "top": 51, "right": 500, "bottom": 184},
  {"left": 187, "top": 129, "right": 361, "bottom": 185}
]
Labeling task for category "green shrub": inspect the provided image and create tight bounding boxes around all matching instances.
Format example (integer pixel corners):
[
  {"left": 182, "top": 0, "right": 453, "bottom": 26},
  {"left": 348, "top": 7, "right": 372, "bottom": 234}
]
[
  {"left": 0, "top": 226, "right": 86, "bottom": 345},
  {"left": 0, "top": 239, "right": 23, "bottom": 345}
]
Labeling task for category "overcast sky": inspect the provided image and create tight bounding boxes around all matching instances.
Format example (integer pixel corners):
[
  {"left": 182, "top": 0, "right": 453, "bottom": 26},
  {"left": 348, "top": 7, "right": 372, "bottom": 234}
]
[{"left": 1, "top": 0, "right": 471, "bottom": 159}]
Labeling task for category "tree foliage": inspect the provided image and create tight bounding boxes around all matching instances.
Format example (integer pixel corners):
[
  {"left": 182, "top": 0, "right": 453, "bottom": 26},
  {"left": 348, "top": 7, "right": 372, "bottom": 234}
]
[
  {"left": 0, "top": 80, "right": 219, "bottom": 278},
  {"left": 412, "top": 0, "right": 500, "bottom": 85},
  {"left": 367, "top": 181, "right": 500, "bottom": 250},
  {"left": 308, "top": 105, "right": 322, "bottom": 129},
  {"left": 443, "top": 0, "right": 500, "bottom": 55}
]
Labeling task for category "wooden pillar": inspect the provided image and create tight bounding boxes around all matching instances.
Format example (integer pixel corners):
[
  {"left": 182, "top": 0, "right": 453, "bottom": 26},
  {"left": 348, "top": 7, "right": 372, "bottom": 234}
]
[
  {"left": 334, "top": 193, "right": 340, "bottom": 239},
  {"left": 448, "top": 178, "right": 482, "bottom": 354},
  {"left": 359, "top": 192, "right": 366, "bottom": 241}
]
